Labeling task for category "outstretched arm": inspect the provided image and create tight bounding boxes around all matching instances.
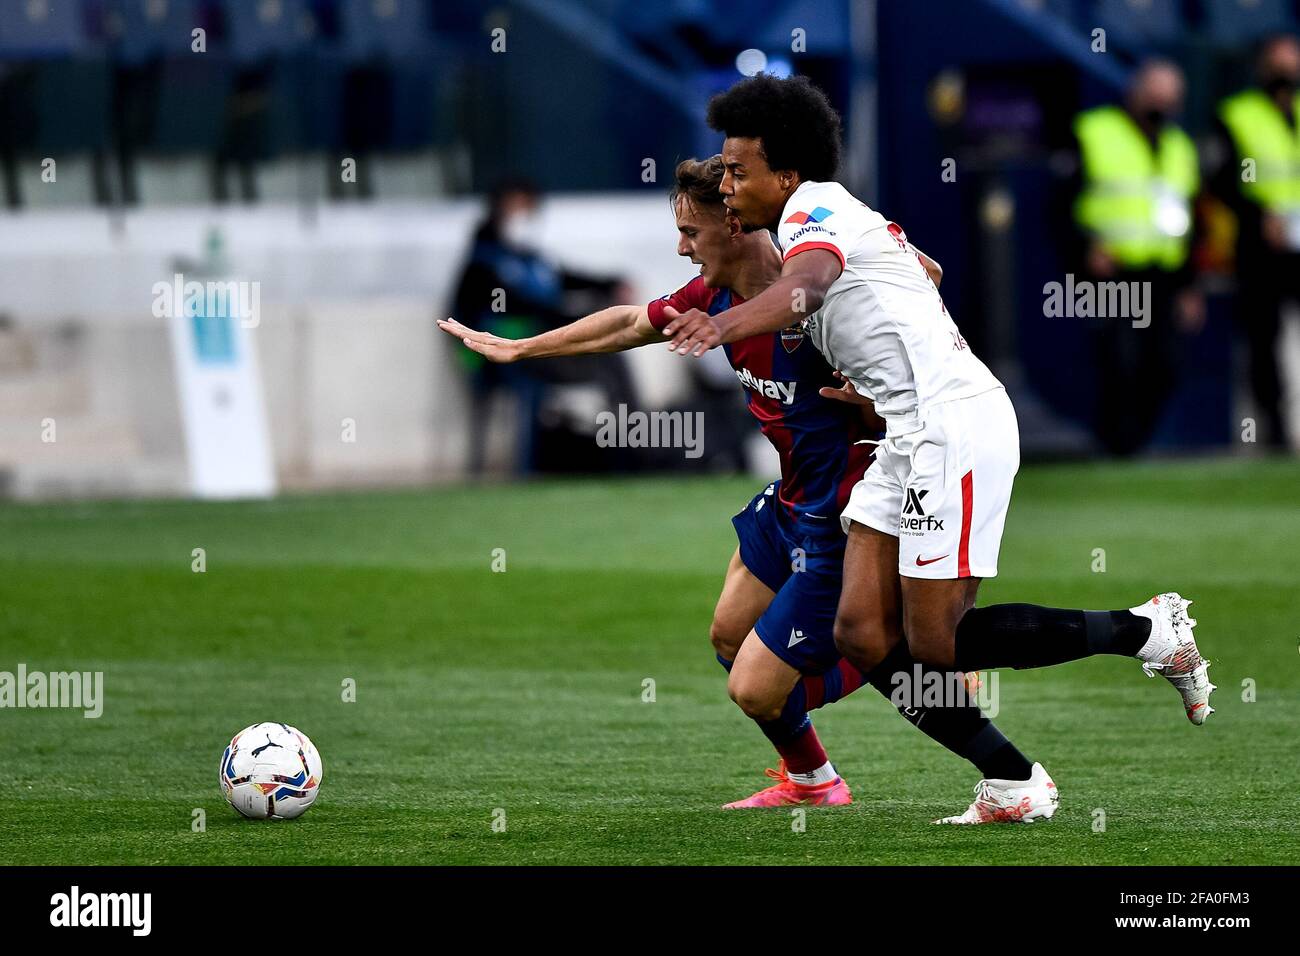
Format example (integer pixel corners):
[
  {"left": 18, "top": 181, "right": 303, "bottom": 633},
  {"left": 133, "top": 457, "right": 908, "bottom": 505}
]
[
  {"left": 438, "top": 305, "right": 660, "bottom": 363},
  {"left": 662, "top": 248, "right": 843, "bottom": 356}
]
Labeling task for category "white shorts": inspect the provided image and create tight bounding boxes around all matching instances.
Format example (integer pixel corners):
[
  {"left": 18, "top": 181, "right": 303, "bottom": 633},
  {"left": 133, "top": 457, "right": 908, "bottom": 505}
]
[{"left": 840, "top": 387, "right": 1020, "bottom": 580}]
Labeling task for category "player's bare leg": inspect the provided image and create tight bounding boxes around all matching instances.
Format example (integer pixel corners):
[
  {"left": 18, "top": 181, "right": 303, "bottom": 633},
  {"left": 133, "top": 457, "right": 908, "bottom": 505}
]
[
  {"left": 713, "top": 540, "right": 1005, "bottom": 809},
  {"left": 709, "top": 548, "right": 774, "bottom": 662},
  {"left": 710, "top": 550, "right": 853, "bottom": 807},
  {"left": 831, "top": 521, "right": 905, "bottom": 672},
  {"left": 716, "top": 544, "right": 1016, "bottom": 811},
  {"left": 899, "top": 576, "right": 982, "bottom": 669},
  {"left": 722, "top": 632, "right": 852, "bottom": 808},
  {"left": 717, "top": 534, "right": 1058, "bottom": 816},
  {"left": 830, "top": 520, "right": 1062, "bottom": 822},
  {"left": 728, "top": 629, "right": 802, "bottom": 721},
  {"left": 887, "top": 576, "right": 1064, "bottom": 824}
]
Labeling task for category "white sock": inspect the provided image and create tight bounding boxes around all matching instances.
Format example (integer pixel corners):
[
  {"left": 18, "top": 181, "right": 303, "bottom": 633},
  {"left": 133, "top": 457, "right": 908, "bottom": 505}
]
[{"left": 787, "top": 761, "right": 837, "bottom": 787}]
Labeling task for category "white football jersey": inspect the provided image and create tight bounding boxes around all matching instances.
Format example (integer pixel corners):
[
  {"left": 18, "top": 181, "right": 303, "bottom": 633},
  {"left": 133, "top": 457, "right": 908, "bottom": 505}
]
[{"left": 775, "top": 180, "right": 1002, "bottom": 433}]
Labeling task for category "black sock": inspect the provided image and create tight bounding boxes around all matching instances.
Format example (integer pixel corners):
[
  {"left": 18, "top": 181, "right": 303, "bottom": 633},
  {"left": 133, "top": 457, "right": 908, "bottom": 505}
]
[
  {"left": 865, "top": 643, "right": 1034, "bottom": 781},
  {"left": 964, "top": 724, "right": 1035, "bottom": 781},
  {"left": 1086, "top": 610, "right": 1151, "bottom": 656},
  {"left": 953, "top": 604, "right": 1152, "bottom": 671}
]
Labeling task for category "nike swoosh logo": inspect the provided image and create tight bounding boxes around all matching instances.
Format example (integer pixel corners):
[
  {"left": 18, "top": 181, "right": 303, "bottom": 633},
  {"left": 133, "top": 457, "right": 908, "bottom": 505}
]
[{"left": 915, "top": 554, "right": 949, "bottom": 567}]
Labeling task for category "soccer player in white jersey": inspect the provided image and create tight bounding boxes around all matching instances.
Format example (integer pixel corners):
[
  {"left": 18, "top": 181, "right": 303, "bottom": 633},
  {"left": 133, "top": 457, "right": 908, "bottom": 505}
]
[
  {"left": 443, "top": 157, "right": 1047, "bottom": 817},
  {"left": 661, "top": 75, "right": 1215, "bottom": 824}
]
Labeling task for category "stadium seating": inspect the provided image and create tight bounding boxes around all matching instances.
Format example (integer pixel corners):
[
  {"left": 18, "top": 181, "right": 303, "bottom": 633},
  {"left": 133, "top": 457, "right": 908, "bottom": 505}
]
[
  {"left": 0, "top": 0, "right": 88, "bottom": 57},
  {"left": 0, "top": 0, "right": 1298, "bottom": 205},
  {"left": 1093, "top": 0, "right": 1185, "bottom": 50},
  {"left": 336, "top": 0, "right": 432, "bottom": 61},
  {"left": 1197, "top": 0, "right": 1295, "bottom": 45},
  {"left": 220, "top": 0, "right": 315, "bottom": 64},
  {"left": 111, "top": 0, "right": 205, "bottom": 65}
]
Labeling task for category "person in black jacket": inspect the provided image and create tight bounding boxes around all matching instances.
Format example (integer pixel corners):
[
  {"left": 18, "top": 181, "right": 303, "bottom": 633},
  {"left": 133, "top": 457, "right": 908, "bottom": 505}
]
[{"left": 449, "top": 178, "right": 638, "bottom": 474}]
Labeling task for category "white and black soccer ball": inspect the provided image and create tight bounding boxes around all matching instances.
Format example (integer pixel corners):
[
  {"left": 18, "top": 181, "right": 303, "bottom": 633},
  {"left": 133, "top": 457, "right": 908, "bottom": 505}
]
[{"left": 220, "top": 722, "right": 324, "bottom": 820}]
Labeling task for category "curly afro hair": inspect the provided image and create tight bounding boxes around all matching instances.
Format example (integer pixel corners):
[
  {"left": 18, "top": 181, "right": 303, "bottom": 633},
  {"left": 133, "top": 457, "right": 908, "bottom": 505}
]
[{"left": 706, "top": 74, "right": 842, "bottom": 182}]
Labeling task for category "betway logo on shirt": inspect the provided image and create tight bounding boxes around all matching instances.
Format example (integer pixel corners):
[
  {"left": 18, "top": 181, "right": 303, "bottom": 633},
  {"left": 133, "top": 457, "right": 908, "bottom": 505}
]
[{"left": 735, "top": 366, "right": 797, "bottom": 404}]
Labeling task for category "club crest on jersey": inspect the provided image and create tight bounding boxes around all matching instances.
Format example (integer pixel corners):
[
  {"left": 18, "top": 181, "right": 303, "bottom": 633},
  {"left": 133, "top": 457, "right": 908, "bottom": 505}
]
[{"left": 779, "top": 322, "right": 805, "bottom": 353}]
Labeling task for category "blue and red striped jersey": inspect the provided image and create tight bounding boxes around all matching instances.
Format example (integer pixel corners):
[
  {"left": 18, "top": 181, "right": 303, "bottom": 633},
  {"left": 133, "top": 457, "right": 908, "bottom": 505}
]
[{"left": 647, "top": 275, "right": 879, "bottom": 534}]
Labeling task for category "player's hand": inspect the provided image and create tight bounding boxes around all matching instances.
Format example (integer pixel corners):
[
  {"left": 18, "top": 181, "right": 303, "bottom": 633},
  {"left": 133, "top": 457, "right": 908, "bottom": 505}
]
[
  {"left": 818, "top": 371, "right": 873, "bottom": 406},
  {"left": 437, "top": 317, "right": 525, "bottom": 363},
  {"left": 661, "top": 306, "right": 722, "bottom": 357}
]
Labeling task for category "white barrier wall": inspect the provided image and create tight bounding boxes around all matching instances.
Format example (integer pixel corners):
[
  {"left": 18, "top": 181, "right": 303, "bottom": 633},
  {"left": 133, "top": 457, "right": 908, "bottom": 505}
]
[{"left": 0, "top": 197, "right": 705, "bottom": 499}]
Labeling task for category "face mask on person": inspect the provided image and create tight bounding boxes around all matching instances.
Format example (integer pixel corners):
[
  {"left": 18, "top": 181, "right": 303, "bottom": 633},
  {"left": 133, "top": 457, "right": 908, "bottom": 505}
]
[
  {"left": 1142, "top": 108, "right": 1170, "bottom": 128},
  {"left": 501, "top": 211, "right": 543, "bottom": 251},
  {"left": 1263, "top": 73, "right": 1299, "bottom": 99}
]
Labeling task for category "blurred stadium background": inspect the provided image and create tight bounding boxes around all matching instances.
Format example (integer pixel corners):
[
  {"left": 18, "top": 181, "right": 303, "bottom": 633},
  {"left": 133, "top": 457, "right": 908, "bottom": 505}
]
[{"left": 1, "top": 0, "right": 1298, "bottom": 500}]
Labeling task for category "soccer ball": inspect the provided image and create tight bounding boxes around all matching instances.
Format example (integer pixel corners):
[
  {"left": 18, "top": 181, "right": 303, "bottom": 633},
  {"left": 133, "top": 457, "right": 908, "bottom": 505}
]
[{"left": 220, "top": 722, "right": 324, "bottom": 820}]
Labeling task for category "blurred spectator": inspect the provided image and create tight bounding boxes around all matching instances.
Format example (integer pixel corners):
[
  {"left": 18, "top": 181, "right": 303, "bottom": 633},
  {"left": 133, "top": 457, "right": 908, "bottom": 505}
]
[
  {"left": 1210, "top": 34, "right": 1300, "bottom": 450},
  {"left": 213, "top": 61, "right": 273, "bottom": 203},
  {"left": 449, "top": 178, "right": 638, "bottom": 475},
  {"left": 679, "top": 351, "right": 752, "bottom": 474},
  {"left": 1061, "top": 59, "right": 1204, "bottom": 456}
]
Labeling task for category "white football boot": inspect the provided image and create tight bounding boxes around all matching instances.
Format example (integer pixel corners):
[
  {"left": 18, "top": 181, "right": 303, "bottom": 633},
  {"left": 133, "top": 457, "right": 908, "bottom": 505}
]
[
  {"left": 1131, "top": 592, "right": 1215, "bottom": 725},
  {"left": 935, "top": 762, "right": 1059, "bottom": 825}
]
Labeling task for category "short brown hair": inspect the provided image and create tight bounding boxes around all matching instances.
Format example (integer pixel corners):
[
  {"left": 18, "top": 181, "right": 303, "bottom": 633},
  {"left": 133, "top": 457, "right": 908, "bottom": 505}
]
[{"left": 670, "top": 155, "right": 726, "bottom": 215}]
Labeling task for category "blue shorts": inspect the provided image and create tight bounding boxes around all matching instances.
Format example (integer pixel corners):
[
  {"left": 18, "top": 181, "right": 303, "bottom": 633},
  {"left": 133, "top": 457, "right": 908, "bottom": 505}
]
[{"left": 731, "top": 481, "right": 846, "bottom": 675}]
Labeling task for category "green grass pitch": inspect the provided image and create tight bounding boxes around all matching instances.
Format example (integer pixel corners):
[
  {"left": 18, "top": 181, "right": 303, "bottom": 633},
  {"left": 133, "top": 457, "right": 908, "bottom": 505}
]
[{"left": 0, "top": 457, "right": 1296, "bottom": 865}]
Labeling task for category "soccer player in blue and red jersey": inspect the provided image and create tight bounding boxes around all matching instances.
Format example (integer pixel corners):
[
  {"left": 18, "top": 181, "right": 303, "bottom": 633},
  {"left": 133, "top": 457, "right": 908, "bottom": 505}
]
[{"left": 440, "top": 156, "right": 1037, "bottom": 808}]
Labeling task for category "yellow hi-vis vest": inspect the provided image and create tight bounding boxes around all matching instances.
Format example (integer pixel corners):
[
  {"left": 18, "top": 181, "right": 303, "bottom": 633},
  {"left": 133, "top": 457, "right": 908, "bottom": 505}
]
[
  {"left": 1073, "top": 105, "right": 1199, "bottom": 270},
  {"left": 1218, "top": 88, "right": 1300, "bottom": 214}
]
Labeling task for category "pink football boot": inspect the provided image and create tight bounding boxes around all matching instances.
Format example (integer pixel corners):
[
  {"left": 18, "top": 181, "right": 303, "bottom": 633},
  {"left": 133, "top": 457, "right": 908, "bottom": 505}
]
[{"left": 722, "top": 761, "right": 853, "bottom": 809}]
